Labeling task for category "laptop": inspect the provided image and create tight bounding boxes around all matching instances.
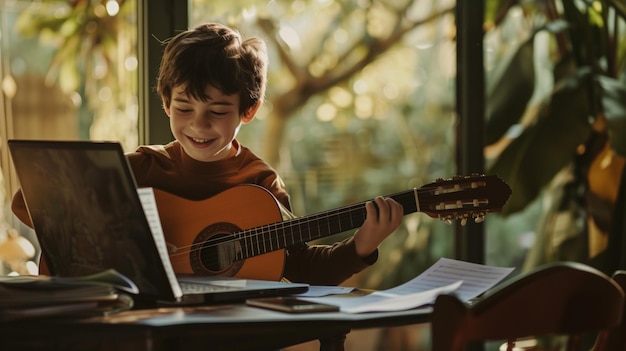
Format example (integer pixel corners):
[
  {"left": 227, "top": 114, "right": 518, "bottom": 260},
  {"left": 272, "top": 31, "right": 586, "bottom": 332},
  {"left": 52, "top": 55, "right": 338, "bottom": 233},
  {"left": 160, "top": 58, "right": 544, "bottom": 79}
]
[{"left": 8, "top": 139, "right": 308, "bottom": 304}]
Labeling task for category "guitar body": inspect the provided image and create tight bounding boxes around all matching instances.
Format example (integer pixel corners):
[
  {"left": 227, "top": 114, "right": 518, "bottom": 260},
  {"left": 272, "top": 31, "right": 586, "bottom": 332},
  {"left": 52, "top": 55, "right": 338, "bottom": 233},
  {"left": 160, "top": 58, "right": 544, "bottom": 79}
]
[{"left": 153, "top": 185, "right": 286, "bottom": 281}]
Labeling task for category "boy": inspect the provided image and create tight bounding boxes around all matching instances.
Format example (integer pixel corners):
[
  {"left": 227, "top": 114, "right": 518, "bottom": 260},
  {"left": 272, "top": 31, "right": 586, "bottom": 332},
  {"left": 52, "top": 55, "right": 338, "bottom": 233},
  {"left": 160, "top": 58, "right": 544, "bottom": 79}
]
[{"left": 12, "top": 22, "right": 403, "bottom": 286}]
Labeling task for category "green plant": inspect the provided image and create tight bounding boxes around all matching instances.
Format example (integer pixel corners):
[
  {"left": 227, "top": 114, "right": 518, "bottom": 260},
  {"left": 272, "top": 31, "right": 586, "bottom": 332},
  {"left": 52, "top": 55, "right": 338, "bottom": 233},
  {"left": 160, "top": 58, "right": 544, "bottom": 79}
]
[{"left": 484, "top": 0, "right": 626, "bottom": 271}]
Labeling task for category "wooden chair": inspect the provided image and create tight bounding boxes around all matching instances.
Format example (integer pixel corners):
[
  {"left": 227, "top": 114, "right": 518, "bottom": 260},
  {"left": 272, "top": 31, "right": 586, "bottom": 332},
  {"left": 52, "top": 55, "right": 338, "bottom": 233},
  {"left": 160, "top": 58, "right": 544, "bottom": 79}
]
[
  {"left": 430, "top": 262, "right": 625, "bottom": 351},
  {"left": 601, "top": 270, "right": 626, "bottom": 350}
]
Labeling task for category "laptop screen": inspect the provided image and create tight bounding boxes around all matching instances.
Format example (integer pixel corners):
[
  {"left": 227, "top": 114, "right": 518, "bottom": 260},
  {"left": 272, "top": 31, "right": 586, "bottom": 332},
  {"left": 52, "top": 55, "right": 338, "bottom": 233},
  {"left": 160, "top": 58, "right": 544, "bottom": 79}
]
[{"left": 8, "top": 140, "right": 177, "bottom": 301}]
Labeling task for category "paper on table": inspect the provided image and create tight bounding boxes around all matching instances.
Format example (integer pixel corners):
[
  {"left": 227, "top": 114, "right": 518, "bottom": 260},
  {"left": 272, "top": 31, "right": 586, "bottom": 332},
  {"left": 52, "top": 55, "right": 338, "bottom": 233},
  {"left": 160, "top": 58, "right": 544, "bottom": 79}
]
[
  {"left": 381, "top": 257, "right": 515, "bottom": 301},
  {"left": 301, "top": 257, "right": 514, "bottom": 313},
  {"left": 303, "top": 281, "right": 463, "bottom": 313}
]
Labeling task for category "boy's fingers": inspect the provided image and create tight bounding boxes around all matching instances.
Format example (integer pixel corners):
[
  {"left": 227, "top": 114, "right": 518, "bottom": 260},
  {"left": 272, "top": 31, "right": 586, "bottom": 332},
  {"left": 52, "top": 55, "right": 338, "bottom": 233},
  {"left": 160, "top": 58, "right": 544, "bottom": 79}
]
[
  {"left": 374, "top": 196, "right": 388, "bottom": 219},
  {"left": 370, "top": 196, "right": 403, "bottom": 223}
]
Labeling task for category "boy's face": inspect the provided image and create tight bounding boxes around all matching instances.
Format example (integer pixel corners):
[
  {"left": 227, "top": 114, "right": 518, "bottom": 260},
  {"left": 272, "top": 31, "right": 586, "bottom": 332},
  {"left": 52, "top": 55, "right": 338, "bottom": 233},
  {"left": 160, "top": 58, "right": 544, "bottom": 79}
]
[{"left": 165, "top": 84, "right": 258, "bottom": 162}]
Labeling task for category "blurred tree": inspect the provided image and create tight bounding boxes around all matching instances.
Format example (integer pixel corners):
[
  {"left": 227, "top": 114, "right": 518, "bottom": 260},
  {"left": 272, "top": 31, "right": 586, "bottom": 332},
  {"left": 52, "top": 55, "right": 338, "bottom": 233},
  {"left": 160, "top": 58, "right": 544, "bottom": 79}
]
[
  {"left": 191, "top": 2, "right": 457, "bottom": 169},
  {"left": 190, "top": 0, "right": 467, "bottom": 290},
  {"left": 15, "top": 0, "right": 138, "bottom": 149}
]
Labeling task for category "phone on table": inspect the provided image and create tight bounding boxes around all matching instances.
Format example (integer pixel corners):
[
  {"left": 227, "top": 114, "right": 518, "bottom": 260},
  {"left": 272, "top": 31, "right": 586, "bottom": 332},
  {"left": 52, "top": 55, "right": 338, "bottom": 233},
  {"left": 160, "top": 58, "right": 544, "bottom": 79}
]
[{"left": 246, "top": 297, "right": 340, "bottom": 313}]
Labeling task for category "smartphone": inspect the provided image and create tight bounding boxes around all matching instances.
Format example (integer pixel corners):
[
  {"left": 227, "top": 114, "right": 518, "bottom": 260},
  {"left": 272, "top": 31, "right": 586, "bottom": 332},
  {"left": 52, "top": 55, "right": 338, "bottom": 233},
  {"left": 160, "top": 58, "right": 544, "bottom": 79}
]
[{"left": 246, "top": 297, "right": 340, "bottom": 313}]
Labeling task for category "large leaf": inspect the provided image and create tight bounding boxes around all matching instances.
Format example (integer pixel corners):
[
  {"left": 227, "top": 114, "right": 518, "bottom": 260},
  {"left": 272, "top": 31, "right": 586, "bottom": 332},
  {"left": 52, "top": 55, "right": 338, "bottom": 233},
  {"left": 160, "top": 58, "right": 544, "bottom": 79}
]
[
  {"left": 603, "top": 166, "right": 626, "bottom": 273},
  {"left": 487, "top": 69, "right": 594, "bottom": 215},
  {"left": 561, "top": 0, "right": 591, "bottom": 67},
  {"left": 485, "top": 36, "right": 536, "bottom": 145},
  {"left": 597, "top": 75, "right": 626, "bottom": 156},
  {"left": 485, "top": 20, "right": 573, "bottom": 145},
  {"left": 608, "top": 0, "right": 626, "bottom": 23},
  {"left": 521, "top": 166, "right": 589, "bottom": 270}
]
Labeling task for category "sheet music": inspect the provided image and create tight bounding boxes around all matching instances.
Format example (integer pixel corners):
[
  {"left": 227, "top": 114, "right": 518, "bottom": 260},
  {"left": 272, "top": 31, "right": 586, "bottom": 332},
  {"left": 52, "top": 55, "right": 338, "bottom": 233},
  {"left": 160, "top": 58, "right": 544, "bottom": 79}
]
[
  {"left": 380, "top": 257, "right": 515, "bottom": 301},
  {"left": 301, "top": 257, "right": 514, "bottom": 313},
  {"left": 302, "top": 281, "right": 463, "bottom": 313},
  {"left": 137, "top": 188, "right": 183, "bottom": 299}
]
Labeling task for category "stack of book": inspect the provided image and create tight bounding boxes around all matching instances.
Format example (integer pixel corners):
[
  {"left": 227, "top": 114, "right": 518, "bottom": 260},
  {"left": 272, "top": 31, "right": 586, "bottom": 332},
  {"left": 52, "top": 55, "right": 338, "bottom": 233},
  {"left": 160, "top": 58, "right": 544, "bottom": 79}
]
[{"left": 0, "top": 269, "right": 137, "bottom": 321}]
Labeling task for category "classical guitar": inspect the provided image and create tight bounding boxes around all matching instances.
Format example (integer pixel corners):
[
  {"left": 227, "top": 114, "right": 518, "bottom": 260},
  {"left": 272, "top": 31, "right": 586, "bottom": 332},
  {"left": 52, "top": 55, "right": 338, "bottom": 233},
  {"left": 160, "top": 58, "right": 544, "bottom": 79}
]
[{"left": 154, "top": 174, "right": 511, "bottom": 281}]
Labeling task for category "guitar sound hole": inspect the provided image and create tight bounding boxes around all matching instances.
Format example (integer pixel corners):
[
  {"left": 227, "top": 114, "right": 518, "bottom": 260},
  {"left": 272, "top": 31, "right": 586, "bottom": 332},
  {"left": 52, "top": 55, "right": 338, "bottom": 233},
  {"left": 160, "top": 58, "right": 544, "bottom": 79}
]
[
  {"left": 200, "top": 233, "right": 241, "bottom": 270},
  {"left": 190, "top": 222, "right": 244, "bottom": 276}
]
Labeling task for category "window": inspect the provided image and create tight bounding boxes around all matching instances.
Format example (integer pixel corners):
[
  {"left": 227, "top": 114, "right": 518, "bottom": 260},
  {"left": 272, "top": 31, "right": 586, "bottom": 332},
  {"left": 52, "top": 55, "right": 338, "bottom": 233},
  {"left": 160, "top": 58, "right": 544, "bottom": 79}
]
[{"left": 0, "top": 0, "right": 138, "bottom": 274}]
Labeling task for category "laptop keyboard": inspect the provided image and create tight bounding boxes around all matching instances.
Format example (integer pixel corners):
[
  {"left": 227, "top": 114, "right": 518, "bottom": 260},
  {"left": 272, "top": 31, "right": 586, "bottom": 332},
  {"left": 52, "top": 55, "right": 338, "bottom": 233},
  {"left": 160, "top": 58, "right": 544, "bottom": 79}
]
[{"left": 179, "top": 282, "right": 235, "bottom": 294}]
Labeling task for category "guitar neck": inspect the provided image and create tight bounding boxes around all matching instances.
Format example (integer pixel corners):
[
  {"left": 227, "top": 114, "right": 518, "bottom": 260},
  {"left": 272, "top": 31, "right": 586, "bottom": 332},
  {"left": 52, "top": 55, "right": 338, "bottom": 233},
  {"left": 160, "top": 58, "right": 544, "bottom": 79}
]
[
  {"left": 233, "top": 174, "right": 510, "bottom": 261},
  {"left": 235, "top": 189, "right": 420, "bottom": 260}
]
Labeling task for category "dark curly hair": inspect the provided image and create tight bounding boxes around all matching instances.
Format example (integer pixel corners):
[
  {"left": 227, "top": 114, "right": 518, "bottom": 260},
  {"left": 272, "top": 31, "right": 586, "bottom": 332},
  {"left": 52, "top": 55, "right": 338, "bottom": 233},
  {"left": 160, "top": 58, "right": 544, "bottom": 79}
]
[{"left": 157, "top": 22, "right": 268, "bottom": 114}]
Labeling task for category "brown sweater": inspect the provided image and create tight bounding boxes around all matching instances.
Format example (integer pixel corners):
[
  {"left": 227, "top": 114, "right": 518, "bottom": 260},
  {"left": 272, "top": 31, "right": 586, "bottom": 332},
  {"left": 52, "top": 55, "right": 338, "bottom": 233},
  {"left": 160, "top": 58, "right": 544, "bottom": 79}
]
[{"left": 11, "top": 140, "right": 376, "bottom": 285}]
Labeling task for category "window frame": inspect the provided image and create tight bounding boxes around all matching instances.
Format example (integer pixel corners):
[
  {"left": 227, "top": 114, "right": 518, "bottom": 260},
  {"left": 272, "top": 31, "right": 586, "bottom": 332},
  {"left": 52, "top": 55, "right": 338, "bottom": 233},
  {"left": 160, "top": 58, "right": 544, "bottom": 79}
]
[{"left": 137, "top": 0, "right": 188, "bottom": 145}]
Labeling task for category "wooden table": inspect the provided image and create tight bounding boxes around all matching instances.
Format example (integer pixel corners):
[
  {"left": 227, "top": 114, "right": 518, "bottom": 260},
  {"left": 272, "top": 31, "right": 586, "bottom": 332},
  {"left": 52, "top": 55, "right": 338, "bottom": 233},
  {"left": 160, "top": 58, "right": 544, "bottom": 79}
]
[{"left": 0, "top": 303, "right": 432, "bottom": 350}]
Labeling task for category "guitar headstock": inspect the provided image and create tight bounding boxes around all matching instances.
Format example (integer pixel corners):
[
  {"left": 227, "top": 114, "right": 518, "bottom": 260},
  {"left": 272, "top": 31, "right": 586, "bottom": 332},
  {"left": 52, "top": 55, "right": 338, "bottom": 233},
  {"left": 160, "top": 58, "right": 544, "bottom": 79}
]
[{"left": 418, "top": 174, "right": 511, "bottom": 225}]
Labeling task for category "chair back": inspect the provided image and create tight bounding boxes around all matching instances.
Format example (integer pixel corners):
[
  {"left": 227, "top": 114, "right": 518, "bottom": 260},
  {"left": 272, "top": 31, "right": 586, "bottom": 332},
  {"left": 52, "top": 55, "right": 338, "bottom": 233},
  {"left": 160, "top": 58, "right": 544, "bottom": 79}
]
[
  {"left": 601, "top": 270, "right": 626, "bottom": 350},
  {"left": 430, "top": 262, "right": 625, "bottom": 351}
]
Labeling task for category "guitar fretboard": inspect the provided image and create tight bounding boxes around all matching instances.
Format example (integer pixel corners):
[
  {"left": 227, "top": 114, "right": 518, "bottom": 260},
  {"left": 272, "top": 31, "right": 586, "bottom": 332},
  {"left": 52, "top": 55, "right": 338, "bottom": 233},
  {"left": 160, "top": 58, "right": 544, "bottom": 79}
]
[{"left": 235, "top": 189, "right": 421, "bottom": 260}]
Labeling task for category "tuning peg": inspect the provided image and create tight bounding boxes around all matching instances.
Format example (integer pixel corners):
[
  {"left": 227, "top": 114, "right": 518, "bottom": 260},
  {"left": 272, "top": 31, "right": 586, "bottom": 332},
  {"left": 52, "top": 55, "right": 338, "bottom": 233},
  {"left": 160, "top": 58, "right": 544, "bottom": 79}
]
[
  {"left": 472, "top": 211, "right": 485, "bottom": 221},
  {"left": 439, "top": 216, "right": 453, "bottom": 225}
]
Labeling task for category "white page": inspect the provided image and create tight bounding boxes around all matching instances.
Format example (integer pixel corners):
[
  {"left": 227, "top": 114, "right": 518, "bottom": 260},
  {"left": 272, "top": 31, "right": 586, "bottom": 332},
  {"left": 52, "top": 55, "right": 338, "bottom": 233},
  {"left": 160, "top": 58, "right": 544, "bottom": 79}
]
[
  {"left": 301, "top": 258, "right": 514, "bottom": 313},
  {"left": 380, "top": 257, "right": 515, "bottom": 301},
  {"left": 303, "top": 281, "right": 462, "bottom": 313},
  {"left": 137, "top": 188, "right": 183, "bottom": 299}
]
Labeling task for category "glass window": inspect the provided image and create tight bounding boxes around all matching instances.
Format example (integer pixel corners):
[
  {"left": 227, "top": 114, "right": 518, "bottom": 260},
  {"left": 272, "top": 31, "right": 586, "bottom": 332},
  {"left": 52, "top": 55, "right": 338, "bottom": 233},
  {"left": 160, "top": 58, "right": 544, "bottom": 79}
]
[{"left": 0, "top": 0, "right": 137, "bottom": 274}]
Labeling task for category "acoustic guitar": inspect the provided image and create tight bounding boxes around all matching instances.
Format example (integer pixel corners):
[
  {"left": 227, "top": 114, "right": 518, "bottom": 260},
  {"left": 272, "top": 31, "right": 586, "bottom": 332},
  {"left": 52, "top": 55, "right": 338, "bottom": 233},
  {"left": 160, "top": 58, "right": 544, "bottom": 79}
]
[{"left": 154, "top": 174, "right": 511, "bottom": 281}]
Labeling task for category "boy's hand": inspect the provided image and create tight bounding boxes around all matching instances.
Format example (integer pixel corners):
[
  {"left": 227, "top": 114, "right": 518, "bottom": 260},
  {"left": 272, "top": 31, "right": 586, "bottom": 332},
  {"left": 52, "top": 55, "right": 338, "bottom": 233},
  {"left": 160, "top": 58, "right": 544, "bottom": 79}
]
[{"left": 353, "top": 196, "right": 404, "bottom": 258}]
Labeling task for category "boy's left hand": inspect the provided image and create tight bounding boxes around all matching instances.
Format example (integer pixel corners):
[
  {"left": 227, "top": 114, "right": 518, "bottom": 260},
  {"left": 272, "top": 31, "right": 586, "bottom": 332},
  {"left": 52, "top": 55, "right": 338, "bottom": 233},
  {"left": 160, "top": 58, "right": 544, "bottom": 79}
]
[{"left": 353, "top": 196, "right": 404, "bottom": 258}]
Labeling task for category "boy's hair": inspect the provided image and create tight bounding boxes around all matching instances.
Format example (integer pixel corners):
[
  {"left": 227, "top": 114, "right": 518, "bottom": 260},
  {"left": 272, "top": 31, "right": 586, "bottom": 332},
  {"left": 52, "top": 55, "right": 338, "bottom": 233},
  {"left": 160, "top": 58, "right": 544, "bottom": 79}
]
[{"left": 157, "top": 22, "right": 268, "bottom": 114}]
